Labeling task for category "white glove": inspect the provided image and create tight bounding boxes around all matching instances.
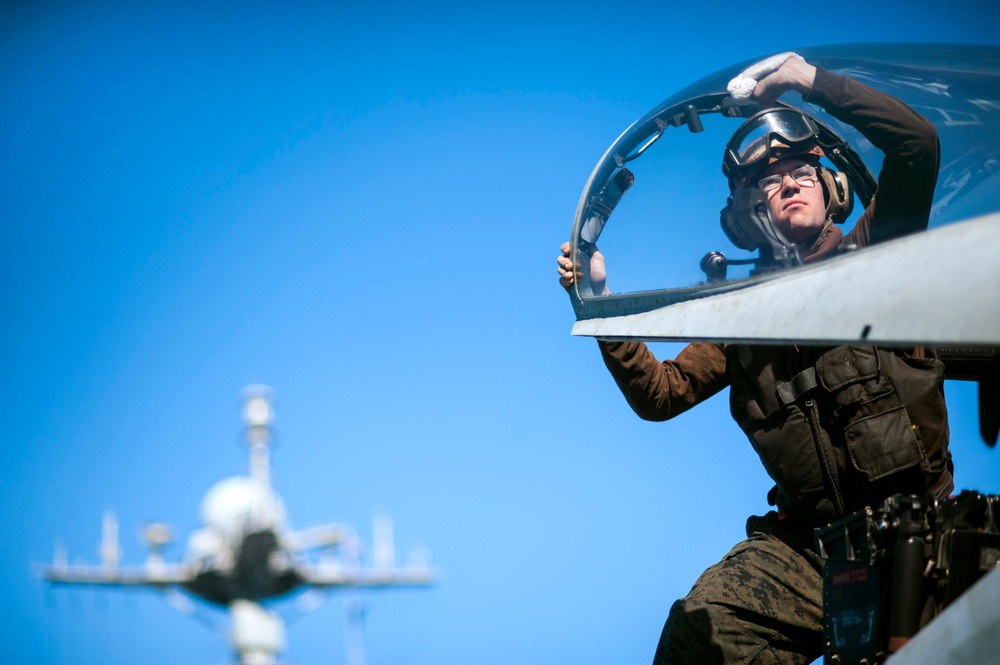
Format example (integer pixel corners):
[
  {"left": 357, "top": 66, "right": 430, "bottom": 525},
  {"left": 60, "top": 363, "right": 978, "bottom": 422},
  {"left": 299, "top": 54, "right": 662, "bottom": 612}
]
[{"left": 728, "top": 52, "right": 805, "bottom": 105}]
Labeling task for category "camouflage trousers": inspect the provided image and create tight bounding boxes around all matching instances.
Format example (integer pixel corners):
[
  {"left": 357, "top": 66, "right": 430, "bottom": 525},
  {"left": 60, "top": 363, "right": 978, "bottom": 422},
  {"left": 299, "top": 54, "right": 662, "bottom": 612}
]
[{"left": 652, "top": 512, "right": 825, "bottom": 665}]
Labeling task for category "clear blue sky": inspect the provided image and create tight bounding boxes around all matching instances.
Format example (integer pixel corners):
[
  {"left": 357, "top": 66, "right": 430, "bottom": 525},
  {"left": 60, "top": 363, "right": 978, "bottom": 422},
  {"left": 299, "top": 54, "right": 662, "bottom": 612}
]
[{"left": 3, "top": 2, "right": 999, "bottom": 663}]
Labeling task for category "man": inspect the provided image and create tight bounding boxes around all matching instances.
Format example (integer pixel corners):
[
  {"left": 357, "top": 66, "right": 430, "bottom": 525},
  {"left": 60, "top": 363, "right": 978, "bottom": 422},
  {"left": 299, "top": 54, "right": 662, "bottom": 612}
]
[{"left": 557, "top": 54, "right": 951, "bottom": 664}]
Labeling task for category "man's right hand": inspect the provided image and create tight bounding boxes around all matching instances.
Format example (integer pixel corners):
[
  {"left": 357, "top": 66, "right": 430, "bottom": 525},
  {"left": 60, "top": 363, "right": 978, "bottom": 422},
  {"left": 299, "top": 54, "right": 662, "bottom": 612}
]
[
  {"left": 751, "top": 56, "right": 817, "bottom": 105},
  {"left": 558, "top": 242, "right": 608, "bottom": 295}
]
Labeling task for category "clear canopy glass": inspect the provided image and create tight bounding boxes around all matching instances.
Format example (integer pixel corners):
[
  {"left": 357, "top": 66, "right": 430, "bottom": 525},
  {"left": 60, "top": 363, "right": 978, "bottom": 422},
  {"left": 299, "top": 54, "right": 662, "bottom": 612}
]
[{"left": 568, "top": 44, "right": 1000, "bottom": 329}]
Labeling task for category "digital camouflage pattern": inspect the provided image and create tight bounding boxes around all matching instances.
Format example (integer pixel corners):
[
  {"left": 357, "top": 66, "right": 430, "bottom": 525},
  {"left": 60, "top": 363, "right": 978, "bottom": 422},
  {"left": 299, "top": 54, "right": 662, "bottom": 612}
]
[{"left": 652, "top": 513, "right": 825, "bottom": 665}]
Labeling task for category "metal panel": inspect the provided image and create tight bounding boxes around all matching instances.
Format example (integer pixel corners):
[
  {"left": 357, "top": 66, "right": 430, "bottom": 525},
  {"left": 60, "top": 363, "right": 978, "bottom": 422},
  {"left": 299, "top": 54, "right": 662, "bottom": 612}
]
[{"left": 572, "top": 213, "right": 1000, "bottom": 347}]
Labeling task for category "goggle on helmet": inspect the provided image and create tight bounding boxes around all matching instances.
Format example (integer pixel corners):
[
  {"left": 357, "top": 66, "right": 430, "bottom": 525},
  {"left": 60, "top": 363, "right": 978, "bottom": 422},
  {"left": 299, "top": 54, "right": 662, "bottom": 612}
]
[{"left": 723, "top": 108, "right": 824, "bottom": 190}]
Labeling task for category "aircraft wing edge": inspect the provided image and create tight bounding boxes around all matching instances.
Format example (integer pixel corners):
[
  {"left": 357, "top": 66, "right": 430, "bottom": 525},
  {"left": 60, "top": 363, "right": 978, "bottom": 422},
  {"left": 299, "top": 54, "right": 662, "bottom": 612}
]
[{"left": 572, "top": 213, "right": 1000, "bottom": 347}]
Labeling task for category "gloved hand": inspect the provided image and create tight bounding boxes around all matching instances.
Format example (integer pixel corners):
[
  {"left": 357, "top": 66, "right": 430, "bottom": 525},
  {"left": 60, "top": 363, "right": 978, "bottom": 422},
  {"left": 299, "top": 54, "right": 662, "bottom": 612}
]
[{"left": 728, "top": 52, "right": 805, "bottom": 105}]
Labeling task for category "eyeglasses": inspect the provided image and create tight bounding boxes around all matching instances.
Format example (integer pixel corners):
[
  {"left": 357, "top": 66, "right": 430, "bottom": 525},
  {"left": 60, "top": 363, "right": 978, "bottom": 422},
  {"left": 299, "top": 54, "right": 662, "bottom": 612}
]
[{"left": 757, "top": 165, "right": 819, "bottom": 193}]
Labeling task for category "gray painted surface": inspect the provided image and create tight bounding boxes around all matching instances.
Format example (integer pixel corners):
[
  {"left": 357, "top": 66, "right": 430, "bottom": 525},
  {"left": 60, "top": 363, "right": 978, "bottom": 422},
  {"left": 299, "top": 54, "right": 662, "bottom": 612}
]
[{"left": 573, "top": 213, "right": 1000, "bottom": 347}]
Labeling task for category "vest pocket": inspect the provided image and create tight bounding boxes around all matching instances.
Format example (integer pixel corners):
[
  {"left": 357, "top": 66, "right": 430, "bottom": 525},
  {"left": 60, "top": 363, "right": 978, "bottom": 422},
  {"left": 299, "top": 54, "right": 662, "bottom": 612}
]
[
  {"left": 816, "top": 346, "right": 927, "bottom": 481},
  {"left": 844, "top": 405, "right": 924, "bottom": 480},
  {"left": 815, "top": 346, "right": 894, "bottom": 411}
]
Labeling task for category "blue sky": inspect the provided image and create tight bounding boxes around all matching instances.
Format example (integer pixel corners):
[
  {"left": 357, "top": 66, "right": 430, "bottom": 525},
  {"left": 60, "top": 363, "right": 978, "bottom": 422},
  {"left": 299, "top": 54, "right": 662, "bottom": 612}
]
[{"left": 4, "top": 2, "right": 1000, "bottom": 663}]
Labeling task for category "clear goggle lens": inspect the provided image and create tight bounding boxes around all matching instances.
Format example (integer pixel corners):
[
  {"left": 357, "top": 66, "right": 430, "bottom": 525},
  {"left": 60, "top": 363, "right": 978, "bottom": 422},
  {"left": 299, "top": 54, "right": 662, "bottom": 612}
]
[{"left": 727, "top": 110, "right": 819, "bottom": 169}]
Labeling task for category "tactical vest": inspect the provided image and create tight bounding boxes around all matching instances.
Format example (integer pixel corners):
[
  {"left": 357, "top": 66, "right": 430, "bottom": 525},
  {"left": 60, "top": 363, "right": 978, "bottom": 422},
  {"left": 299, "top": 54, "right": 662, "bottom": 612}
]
[{"left": 725, "top": 345, "right": 954, "bottom": 526}]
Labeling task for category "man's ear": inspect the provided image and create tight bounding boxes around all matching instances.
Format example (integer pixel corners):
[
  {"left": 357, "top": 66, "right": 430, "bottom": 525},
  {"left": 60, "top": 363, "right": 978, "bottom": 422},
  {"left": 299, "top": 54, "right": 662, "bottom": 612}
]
[{"left": 818, "top": 166, "right": 854, "bottom": 223}]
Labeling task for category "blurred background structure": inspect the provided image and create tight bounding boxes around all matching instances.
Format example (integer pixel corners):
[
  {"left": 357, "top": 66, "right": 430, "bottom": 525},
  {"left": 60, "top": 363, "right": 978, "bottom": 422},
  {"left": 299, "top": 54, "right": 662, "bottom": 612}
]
[
  {"left": 39, "top": 386, "right": 434, "bottom": 664},
  {"left": 4, "top": 1, "right": 1000, "bottom": 663}
]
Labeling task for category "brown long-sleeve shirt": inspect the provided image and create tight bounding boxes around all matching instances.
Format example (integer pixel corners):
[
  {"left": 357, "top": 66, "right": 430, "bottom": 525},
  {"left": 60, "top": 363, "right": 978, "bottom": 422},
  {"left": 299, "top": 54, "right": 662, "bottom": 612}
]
[{"left": 597, "top": 67, "right": 949, "bottom": 524}]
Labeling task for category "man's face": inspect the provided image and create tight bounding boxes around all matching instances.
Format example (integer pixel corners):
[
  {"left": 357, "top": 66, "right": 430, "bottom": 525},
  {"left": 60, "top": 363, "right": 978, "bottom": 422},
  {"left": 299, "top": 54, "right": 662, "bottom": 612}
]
[{"left": 758, "top": 157, "right": 827, "bottom": 243}]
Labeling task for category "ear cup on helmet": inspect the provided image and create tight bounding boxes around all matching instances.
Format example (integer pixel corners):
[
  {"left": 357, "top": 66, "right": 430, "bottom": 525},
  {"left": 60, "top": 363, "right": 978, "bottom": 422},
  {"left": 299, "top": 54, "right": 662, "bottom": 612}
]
[
  {"left": 720, "top": 199, "right": 758, "bottom": 251},
  {"left": 817, "top": 166, "right": 853, "bottom": 223}
]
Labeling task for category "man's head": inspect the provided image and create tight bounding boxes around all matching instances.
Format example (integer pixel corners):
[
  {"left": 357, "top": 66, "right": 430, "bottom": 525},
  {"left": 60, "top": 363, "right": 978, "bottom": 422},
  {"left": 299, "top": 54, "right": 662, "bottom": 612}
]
[
  {"left": 721, "top": 108, "right": 853, "bottom": 251},
  {"left": 755, "top": 156, "right": 827, "bottom": 243}
]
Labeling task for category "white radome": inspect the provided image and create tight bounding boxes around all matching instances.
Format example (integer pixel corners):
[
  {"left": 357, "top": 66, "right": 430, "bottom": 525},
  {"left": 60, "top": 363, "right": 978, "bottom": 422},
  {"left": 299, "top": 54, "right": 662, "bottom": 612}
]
[{"left": 199, "top": 476, "right": 288, "bottom": 543}]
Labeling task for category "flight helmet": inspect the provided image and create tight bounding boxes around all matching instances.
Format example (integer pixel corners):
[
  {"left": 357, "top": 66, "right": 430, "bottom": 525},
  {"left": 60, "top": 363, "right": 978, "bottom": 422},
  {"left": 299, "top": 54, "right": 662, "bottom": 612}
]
[{"left": 720, "top": 108, "right": 853, "bottom": 251}]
